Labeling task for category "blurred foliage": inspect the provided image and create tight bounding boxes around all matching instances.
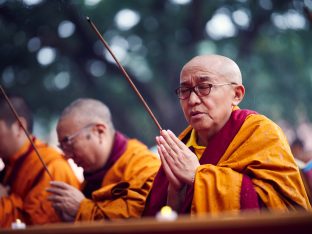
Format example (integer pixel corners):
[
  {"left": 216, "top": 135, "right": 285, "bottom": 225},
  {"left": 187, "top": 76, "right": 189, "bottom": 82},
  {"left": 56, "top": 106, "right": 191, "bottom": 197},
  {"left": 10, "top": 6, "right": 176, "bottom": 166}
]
[{"left": 0, "top": 0, "right": 311, "bottom": 146}]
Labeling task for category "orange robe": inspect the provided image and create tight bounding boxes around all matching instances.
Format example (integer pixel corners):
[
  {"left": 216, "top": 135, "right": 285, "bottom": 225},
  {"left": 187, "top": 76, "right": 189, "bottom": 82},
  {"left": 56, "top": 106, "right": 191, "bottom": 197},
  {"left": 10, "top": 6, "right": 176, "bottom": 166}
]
[
  {"left": 144, "top": 109, "right": 311, "bottom": 216},
  {"left": 0, "top": 138, "right": 80, "bottom": 228},
  {"left": 75, "top": 135, "right": 160, "bottom": 221},
  {"left": 189, "top": 113, "right": 311, "bottom": 214}
]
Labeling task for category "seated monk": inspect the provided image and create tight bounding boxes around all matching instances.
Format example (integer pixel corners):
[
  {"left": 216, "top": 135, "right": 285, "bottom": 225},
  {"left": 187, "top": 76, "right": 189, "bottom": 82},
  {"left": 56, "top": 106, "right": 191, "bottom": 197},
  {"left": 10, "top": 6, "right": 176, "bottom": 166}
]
[
  {"left": 47, "top": 98, "right": 160, "bottom": 221},
  {"left": 143, "top": 54, "right": 311, "bottom": 216},
  {"left": 0, "top": 96, "right": 80, "bottom": 228}
]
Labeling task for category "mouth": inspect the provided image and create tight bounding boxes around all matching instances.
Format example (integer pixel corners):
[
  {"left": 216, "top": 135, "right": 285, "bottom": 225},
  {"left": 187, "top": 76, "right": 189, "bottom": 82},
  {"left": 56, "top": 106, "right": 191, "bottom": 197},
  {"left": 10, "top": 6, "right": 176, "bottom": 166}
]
[{"left": 190, "top": 111, "right": 203, "bottom": 117}]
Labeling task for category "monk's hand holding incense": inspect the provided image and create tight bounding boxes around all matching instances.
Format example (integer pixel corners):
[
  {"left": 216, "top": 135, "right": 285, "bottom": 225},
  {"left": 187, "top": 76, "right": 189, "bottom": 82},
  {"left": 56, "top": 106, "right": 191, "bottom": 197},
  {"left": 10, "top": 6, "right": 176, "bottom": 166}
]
[
  {"left": 47, "top": 181, "right": 85, "bottom": 222},
  {"left": 156, "top": 136, "right": 182, "bottom": 191},
  {"left": 157, "top": 130, "right": 200, "bottom": 186},
  {"left": 156, "top": 132, "right": 184, "bottom": 212}
]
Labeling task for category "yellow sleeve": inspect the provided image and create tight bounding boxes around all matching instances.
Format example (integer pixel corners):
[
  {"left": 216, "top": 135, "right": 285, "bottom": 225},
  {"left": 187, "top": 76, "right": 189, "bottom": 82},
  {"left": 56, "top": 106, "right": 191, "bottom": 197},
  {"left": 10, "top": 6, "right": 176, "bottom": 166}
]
[
  {"left": 192, "top": 165, "right": 243, "bottom": 214},
  {"left": 76, "top": 144, "right": 160, "bottom": 221},
  {"left": 0, "top": 193, "right": 24, "bottom": 227},
  {"left": 23, "top": 158, "right": 80, "bottom": 224}
]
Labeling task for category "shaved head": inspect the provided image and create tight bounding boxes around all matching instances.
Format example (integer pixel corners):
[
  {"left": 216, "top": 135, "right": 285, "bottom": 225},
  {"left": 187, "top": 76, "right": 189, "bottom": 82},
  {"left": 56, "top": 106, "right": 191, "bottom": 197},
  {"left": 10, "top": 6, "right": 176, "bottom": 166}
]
[
  {"left": 181, "top": 54, "right": 242, "bottom": 84},
  {"left": 56, "top": 98, "right": 116, "bottom": 172},
  {"left": 58, "top": 98, "right": 114, "bottom": 130},
  {"left": 0, "top": 96, "right": 33, "bottom": 131}
]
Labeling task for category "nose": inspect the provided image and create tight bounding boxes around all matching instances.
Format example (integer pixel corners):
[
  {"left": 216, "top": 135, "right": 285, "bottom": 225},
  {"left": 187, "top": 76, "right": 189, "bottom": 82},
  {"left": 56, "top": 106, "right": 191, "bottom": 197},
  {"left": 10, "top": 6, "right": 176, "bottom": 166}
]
[{"left": 188, "top": 89, "right": 201, "bottom": 105}]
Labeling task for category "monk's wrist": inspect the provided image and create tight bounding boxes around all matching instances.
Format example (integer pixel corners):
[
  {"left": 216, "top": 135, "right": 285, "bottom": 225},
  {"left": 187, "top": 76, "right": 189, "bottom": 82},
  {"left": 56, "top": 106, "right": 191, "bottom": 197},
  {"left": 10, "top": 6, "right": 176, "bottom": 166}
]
[
  {"left": 168, "top": 183, "right": 184, "bottom": 193},
  {"left": 167, "top": 185, "right": 186, "bottom": 212}
]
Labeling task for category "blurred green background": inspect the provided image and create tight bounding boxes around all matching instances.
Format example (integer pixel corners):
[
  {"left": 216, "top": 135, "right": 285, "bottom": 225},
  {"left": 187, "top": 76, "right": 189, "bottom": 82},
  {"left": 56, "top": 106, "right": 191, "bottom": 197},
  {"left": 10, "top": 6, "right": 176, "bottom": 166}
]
[{"left": 1, "top": 0, "right": 312, "bottom": 148}]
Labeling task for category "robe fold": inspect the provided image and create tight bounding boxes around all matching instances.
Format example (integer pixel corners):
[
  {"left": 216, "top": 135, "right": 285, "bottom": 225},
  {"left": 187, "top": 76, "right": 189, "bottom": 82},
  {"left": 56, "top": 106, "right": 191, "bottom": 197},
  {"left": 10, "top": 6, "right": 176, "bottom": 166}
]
[
  {"left": 143, "top": 109, "right": 311, "bottom": 217},
  {"left": 0, "top": 138, "right": 80, "bottom": 227},
  {"left": 75, "top": 132, "right": 160, "bottom": 221}
]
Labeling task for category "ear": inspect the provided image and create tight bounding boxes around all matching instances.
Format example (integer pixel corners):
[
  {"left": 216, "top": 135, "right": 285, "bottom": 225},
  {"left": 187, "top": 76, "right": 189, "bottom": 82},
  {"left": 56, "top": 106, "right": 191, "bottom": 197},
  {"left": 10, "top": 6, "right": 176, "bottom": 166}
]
[
  {"left": 14, "top": 117, "right": 28, "bottom": 136},
  {"left": 93, "top": 123, "right": 107, "bottom": 144},
  {"left": 232, "top": 85, "right": 245, "bottom": 106},
  {"left": 94, "top": 123, "right": 106, "bottom": 135}
]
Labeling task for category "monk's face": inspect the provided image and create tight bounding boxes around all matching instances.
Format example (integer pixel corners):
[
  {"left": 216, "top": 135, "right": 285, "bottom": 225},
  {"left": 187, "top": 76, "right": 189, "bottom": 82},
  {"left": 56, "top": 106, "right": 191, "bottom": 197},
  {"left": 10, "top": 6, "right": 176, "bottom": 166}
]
[
  {"left": 0, "top": 120, "right": 20, "bottom": 160},
  {"left": 179, "top": 55, "right": 244, "bottom": 140},
  {"left": 57, "top": 116, "right": 111, "bottom": 173}
]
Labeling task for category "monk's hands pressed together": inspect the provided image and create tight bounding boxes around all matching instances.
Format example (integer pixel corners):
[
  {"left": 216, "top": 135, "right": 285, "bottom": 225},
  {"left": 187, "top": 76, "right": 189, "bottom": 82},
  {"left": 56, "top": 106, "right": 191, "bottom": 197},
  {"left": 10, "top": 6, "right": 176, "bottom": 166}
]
[
  {"left": 47, "top": 181, "right": 85, "bottom": 222},
  {"left": 0, "top": 183, "right": 10, "bottom": 198},
  {"left": 156, "top": 130, "right": 200, "bottom": 189},
  {"left": 156, "top": 139, "right": 182, "bottom": 191}
]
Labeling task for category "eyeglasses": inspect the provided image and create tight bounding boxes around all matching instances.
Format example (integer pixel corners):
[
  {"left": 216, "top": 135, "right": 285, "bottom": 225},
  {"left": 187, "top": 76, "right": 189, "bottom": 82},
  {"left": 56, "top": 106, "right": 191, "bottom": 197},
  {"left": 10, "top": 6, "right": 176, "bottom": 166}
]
[
  {"left": 58, "top": 123, "right": 95, "bottom": 152},
  {"left": 175, "top": 82, "right": 237, "bottom": 100}
]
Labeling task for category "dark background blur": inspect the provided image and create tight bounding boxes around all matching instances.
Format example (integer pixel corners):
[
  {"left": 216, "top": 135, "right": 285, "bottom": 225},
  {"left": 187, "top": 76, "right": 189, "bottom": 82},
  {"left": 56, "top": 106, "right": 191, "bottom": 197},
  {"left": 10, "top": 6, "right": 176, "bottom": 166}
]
[{"left": 1, "top": 0, "right": 312, "bottom": 148}]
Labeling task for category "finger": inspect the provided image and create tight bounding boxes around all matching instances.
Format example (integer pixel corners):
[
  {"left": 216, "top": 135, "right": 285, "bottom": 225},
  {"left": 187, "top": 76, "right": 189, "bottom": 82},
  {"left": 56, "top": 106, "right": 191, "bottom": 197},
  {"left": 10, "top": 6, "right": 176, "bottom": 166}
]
[
  {"left": 155, "top": 136, "right": 163, "bottom": 148},
  {"left": 160, "top": 130, "right": 176, "bottom": 148},
  {"left": 159, "top": 145, "right": 178, "bottom": 181},
  {"left": 159, "top": 135, "right": 177, "bottom": 158},
  {"left": 46, "top": 187, "right": 67, "bottom": 196},
  {"left": 160, "top": 142, "right": 186, "bottom": 174},
  {"left": 50, "top": 181, "right": 72, "bottom": 189},
  {"left": 159, "top": 145, "right": 182, "bottom": 189},
  {"left": 160, "top": 130, "right": 180, "bottom": 154},
  {"left": 158, "top": 145, "right": 169, "bottom": 168},
  {"left": 46, "top": 186, "right": 63, "bottom": 194},
  {"left": 159, "top": 137, "right": 185, "bottom": 170},
  {"left": 47, "top": 194, "right": 64, "bottom": 203},
  {"left": 167, "top": 130, "right": 198, "bottom": 164},
  {"left": 159, "top": 146, "right": 174, "bottom": 177},
  {"left": 167, "top": 130, "right": 188, "bottom": 150}
]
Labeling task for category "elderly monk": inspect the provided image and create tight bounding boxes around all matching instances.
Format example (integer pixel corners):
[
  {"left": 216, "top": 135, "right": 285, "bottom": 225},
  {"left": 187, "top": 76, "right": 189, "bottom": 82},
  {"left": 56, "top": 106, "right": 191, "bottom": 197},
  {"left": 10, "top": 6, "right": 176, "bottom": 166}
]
[
  {"left": 143, "top": 54, "right": 311, "bottom": 216},
  {"left": 0, "top": 96, "right": 80, "bottom": 228},
  {"left": 47, "top": 98, "right": 160, "bottom": 222}
]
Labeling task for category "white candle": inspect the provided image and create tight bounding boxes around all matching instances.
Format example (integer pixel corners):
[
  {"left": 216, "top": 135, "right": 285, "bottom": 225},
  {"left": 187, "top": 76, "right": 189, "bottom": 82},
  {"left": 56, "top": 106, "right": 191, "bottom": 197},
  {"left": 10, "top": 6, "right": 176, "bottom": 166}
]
[
  {"left": 11, "top": 219, "right": 26, "bottom": 229},
  {"left": 156, "top": 205, "right": 178, "bottom": 221}
]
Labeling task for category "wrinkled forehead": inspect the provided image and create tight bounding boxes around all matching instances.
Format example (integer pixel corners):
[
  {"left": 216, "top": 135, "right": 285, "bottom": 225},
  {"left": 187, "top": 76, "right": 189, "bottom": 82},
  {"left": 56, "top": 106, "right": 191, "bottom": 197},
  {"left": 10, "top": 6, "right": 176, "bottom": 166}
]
[
  {"left": 180, "top": 55, "right": 241, "bottom": 85},
  {"left": 180, "top": 63, "right": 223, "bottom": 85}
]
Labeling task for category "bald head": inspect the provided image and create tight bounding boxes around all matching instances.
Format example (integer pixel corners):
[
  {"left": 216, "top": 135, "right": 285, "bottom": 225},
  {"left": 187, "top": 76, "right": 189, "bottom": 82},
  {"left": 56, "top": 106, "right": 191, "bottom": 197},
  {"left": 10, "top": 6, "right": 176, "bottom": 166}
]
[
  {"left": 57, "top": 98, "right": 116, "bottom": 172},
  {"left": 181, "top": 54, "right": 242, "bottom": 85},
  {"left": 58, "top": 98, "right": 114, "bottom": 130},
  {"left": 0, "top": 96, "right": 33, "bottom": 131}
]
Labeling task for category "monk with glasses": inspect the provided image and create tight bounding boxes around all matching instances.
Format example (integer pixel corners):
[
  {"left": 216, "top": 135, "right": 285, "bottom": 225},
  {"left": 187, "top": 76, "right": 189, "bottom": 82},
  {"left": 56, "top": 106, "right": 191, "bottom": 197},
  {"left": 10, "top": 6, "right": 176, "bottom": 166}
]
[
  {"left": 144, "top": 54, "right": 311, "bottom": 216},
  {"left": 48, "top": 98, "right": 160, "bottom": 222}
]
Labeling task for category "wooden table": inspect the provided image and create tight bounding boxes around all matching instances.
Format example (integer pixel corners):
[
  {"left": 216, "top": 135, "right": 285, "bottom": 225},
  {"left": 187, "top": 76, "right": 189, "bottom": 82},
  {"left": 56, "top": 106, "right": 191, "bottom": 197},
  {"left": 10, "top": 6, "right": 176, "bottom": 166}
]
[{"left": 1, "top": 211, "right": 311, "bottom": 234}]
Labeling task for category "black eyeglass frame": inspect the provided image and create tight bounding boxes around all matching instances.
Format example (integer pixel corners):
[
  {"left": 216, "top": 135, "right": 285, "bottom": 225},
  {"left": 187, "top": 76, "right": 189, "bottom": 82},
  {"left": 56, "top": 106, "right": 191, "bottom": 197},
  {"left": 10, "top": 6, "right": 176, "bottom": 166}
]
[
  {"left": 58, "top": 123, "right": 96, "bottom": 152},
  {"left": 175, "top": 82, "right": 237, "bottom": 100}
]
